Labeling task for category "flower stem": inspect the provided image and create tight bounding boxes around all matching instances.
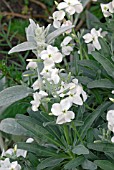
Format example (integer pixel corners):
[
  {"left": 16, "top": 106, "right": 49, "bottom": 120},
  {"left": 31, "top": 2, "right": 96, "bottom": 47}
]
[{"left": 63, "top": 124, "right": 70, "bottom": 145}]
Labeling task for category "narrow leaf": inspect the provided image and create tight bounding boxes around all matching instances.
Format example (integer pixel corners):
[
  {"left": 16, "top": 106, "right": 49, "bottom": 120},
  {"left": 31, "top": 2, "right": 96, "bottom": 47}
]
[
  {"left": 64, "top": 156, "right": 85, "bottom": 169},
  {"left": 79, "top": 102, "right": 111, "bottom": 139},
  {"left": 8, "top": 42, "right": 37, "bottom": 54},
  {"left": 46, "top": 25, "right": 74, "bottom": 44},
  {"left": 37, "top": 157, "right": 64, "bottom": 170},
  {"left": 94, "top": 160, "right": 114, "bottom": 170},
  {"left": 87, "top": 79, "right": 114, "bottom": 89},
  {"left": 87, "top": 143, "right": 114, "bottom": 153},
  {"left": 92, "top": 51, "right": 114, "bottom": 78}
]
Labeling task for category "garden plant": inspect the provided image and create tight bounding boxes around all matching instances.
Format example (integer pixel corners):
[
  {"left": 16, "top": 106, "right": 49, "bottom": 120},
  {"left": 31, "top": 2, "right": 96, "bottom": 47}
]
[{"left": 1, "top": 0, "right": 114, "bottom": 169}]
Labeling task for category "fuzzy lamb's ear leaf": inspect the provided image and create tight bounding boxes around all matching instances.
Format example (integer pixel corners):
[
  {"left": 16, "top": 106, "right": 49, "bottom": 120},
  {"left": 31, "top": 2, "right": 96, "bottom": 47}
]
[
  {"left": 0, "top": 118, "right": 28, "bottom": 135},
  {"left": 0, "top": 85, "right": 33, "bottom": 107},
  {"left": 46, "top": 25, "right": 74, "bottom": 44},
  {"left": 8, "top": 42, "right": 37, "bottom": 54}
]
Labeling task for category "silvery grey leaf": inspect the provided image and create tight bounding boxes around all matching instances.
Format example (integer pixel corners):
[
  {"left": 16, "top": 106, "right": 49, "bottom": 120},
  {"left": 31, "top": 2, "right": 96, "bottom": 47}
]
[
  {"left": 25, "top": 19, "right": 36, "bottom": 42},
  {"left": 8, "top": 42, "right": 37, "bottom": 54},
  {"left": 0, "top": 118, "right": 28, "bottom": 135},
  {"left": 46, "top": 25, "right": 74, "bottom": 44},
  {"left": 0, "top": 85, "right": 33, "bottom": 107}
]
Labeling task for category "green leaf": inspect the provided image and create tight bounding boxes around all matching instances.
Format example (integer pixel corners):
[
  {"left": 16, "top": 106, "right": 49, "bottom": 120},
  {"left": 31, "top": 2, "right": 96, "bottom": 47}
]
[
  {"left": 17, "top": 143, "right": 58, "bottom": 157},
  {"left": 17, "top": 115, "right": 62, "bottom": 147},
  {"left": 77, "top": 76, "right": 92, "bottom": 86},
  {"left": 37, "top": 157, "right": 64, "bottom": 170},
  {"left": 17, "top": 142, "right": 68, "bottom": 159},
  {"left": 79, "top": 102, "right": 111, "bottom": 139},
  {"left": 0, "top": 100, "right": 29, "bottom": 119},
  {"left": 64, "top": 156, "right": 85, "bottom": 169},
  {"left": 72, "top": 144, "right": 89, "bottom": 155},
  {"left": 0, "top": 85, "right": 32, "bottom": 107},
  {"left": 99, "top": 38, "right": 111, "bottom": 59},
  {"left": 87, "top": 143, "right": 114, "bottom": 153},
  {"left": 82, "top": 159, "right": 97, "bottom": 170},
  {"left": 94, "top": 160, "right": 114, "bottom": 170},
  {"left": 92, "top": 51, "right": 114, "bottom": 78},
  {"left": 86, "top": 11, "right": 100, "bottom": 29},
  {"left": 87, "top": 79, "right": 114, "bottom": 89},
  {"left": 0, "top": 118, "right": 28, "bottom": 135},
  {"left": 78, "top": 59, "right": 100, "bottom": 71}
]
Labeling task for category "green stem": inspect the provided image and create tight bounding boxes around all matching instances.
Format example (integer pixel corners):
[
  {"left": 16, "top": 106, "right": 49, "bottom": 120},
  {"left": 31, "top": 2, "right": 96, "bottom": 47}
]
[
  {"left": 72, "top": 122, "right": 83, "bottom": 144},
  {"left": 63, "top": 124, "right": 71, "bottom": 145}
]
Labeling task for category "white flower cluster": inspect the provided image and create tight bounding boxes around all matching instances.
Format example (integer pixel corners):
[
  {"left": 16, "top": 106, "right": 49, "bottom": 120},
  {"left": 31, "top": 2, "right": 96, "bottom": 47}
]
[
  {"left": 0, "top": 138, "right": 34, "bottom": 170},
  {"left": 51, "top": 0, "right": 83, "bottom": 28},
  {"left": 0, "top": 158, "right": 21, "bottom": 170},
  {"left": 51, "top": 79, "right": 87, "bottom": 124},
  {"left": 101, "top": 0, "right": 114, "bottom": 17}
]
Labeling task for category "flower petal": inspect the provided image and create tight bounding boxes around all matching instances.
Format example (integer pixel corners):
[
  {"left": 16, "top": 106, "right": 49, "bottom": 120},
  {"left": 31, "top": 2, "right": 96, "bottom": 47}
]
[
  {"left": 57, "top": 2, "right": 68, "bottom": 10},
  {"left": 65, "top": 111, "right": 75, "bottom": 122},
  {"left": 60, "top": 98, "right": 72, "bottom": 111},
  {"left": 51, "top": 103, "right": 62, "bottom": 116}
]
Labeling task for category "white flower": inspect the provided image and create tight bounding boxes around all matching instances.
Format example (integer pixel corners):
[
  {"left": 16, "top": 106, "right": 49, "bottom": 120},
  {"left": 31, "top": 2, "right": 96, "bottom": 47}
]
[
  {"left": 107, "top": 110, "right": 114, "bottom": 136},
  {"left": 61, "top": 20, "right": 73, "bottom": 34},
  {"left": 0, "top": 158, "right": 21, "bottom": 170},
  {"left": 61, "top": 36, "right": 73, "bottom": 55},
  {"left": 53, "top": 10, "right": 65, "bottom": 28},
  {"left": 57, "top": 79, "right": 87, "bottom": 105},
  {"left": 40, "top": 45, "right": 63, "bottom": 68},
  {"left": 107, "top": 110, "right": 114, "bottom": 129},
  {"left": 26, "top": 61, "right": 37, "bottom": 70},
  {"left": 101, "top": 1, "right": 114, "bottom": 17},
  {"left": 51, "top": 98, "right": 75, "bottom": 124},
  {"left": 2, "top": 138, "right": 34, "bottom": 159},
  {"left": 58, "top": 0, "right": 83, "bottom": 15},
  {"left": 32, "top": 79, "right": 41, "bottom": 91},
  {"left": 31, "top": 91, "right": 48, "bottom": 111},
  {"left": 40, "top": 67, "right": 60, "bottom": 84},
  {"left": 67, "top": 79, "right": 87, "bottom": 105},
  {"left": 111, "top": 136, "right": 114, "bottom": 143},
  {"left": 83, "top": 28, "right": 103, "bottom": 53}
]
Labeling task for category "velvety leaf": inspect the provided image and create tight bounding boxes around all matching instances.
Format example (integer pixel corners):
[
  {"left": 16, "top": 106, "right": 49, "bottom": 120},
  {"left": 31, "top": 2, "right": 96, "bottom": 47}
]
[
  {"left": 0, "top": 85, "right": 32, "bottom": 107},
  {"left": 0, "top": 118, "right": 28, "bottom": 135},
  {"left": 46, "top": 25, "right": 74, "bottom": 44},
  {"left": 8, "top": 42, "right": 37, "bottom": 54}
]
